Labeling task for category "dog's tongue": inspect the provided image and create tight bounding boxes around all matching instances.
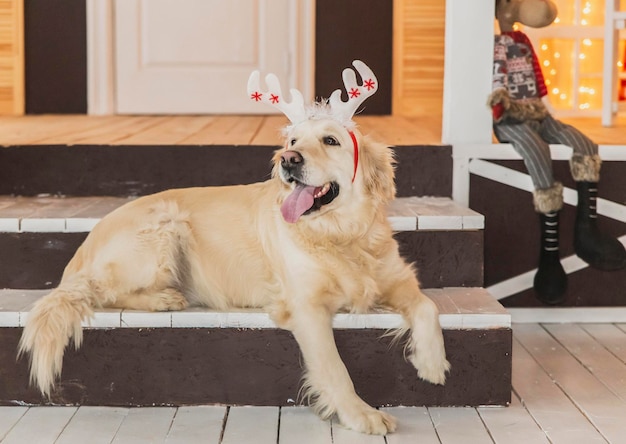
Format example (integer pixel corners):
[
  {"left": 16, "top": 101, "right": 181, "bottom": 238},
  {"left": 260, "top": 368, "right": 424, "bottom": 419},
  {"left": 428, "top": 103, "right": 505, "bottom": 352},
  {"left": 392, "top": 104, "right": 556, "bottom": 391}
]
[{"left": 281, "top": 183, "right": 316, "bottom": 223}]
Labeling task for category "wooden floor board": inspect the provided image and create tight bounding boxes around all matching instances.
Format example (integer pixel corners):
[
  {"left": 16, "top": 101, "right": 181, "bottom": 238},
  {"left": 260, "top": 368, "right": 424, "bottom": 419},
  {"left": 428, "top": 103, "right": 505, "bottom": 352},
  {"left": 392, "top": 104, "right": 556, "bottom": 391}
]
[
  {"left": 110, "top": 407, "right": 177, "bottom": 444},
  {"left": 65, "top": 116, "right": 165, "bottom": 145},
  {"left": 0, "top": 407, "right": 27, "bottom": 441},
  {"left": 511, "top": 337, "right": 605, "bottom": 443},
  {"left": 105, "top": 116, "right": 174, "bottom": 145},
  {"left": 221, "top": 406, "right": 279, "bottom": 444},
  {"left": 614, "top": 323, "right": 626, "bottom": 336},
  {"left": 581, "top": 323, "right": 626, "bottom": 364},
  {"left": 330, "top": 419, "right": 386, "bottom": 444},
  {"left": 250, "top": 115, "right": 289, "bottom": 145},
  {"left": 164, "top": 406, "right": 226, "bottom": 444},
  {"left": 0, "top": 115, "right": 101, "bottom": 145},
  {"left": 381, "top": 407, "right": 440, "bottom": 444},
  {"left": 515, "top": 324, "right": 625, "bottom": 443},
  {"left": 0, "top": 406, "right": 77, "bottom": 444},
  {"left": 428, "top": 407, "right": 492, "bottom": 444},
  {"left": 477, "top": 395, "right": 550, "bottom": 444},
  {"left": 55, "top": 407, "right": 128, "bottom": 444},
  {"left": 544, "top": 323, "right": 626, "bottom": 402},
  {"left": 278, "top": 407, "right": 332, "bottom": 444},
  {"left": 114, "top": 116, "right": 214, "bottom": 146},
  {"left": 357, "top": 115, "right": 440, "bottom": 147},
  {"left": 178, "top": 115, "right": 264, "bottom": 145}
]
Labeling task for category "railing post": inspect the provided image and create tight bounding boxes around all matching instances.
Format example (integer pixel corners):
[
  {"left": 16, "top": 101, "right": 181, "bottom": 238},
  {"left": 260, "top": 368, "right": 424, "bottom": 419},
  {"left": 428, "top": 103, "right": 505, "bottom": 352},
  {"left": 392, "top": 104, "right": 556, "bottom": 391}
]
[
  {"left": 443, "top": 0, "right": 495, "bottom": 205},
  {"left": 442, "top": 0, "right": 494, "bottom": 145}
]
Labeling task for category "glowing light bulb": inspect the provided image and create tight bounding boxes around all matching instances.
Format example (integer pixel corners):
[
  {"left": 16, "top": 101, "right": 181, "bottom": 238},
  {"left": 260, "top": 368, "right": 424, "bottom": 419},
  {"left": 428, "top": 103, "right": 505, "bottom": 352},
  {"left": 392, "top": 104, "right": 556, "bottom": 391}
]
[
  {"left": 579, "top": 53, "right": 586, "bottom": 60},
  {"left": 554, "top": 17, "right": 561, "bottom": 24},
  {"left": 550, "top": 69, "right": 557, "bottom": 75},
  {"left": 554, "top": 52, "right": 561, "bottom": 58},
  {"left": 552, "top": 88, "right": 560, "bottom": 94},
  {"left": 541, "top": 44, "right": 548, "bottom": 51},
  {"left": 543, "top": 60, "right": 551, "bottom": 66},
  {"left": 583, "top": 39, "right": 592, "bottom": 46},
  {"left": 581, "top": 19, "right": 588, "bottom": 25},
  {"left": 560, "top": 93, "right": 567, "bottom": 100}
]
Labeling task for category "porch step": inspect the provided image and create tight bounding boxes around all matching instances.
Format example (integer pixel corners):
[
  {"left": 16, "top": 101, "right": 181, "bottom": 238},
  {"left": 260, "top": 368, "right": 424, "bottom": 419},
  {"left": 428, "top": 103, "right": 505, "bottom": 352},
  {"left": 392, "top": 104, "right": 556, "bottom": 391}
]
[
  {"left": 0, "top": 195, "right": 483, "bottom": 233},
  {"left": 0, "top": 195, "right": 485, "bottom": 289},
  {"left": 0, "top": 287, "right": 511, "bottom": 407},
  {"left": 0, "top": 144, "right": 452, "bottom": 198}
]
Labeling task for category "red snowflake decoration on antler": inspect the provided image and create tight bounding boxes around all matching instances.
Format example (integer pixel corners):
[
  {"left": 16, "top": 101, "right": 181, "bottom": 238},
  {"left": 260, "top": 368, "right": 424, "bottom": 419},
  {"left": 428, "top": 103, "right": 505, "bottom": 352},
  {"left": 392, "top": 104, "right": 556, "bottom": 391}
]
[{"left": 349, "top": 88, "right": 361, "bottom": 99}]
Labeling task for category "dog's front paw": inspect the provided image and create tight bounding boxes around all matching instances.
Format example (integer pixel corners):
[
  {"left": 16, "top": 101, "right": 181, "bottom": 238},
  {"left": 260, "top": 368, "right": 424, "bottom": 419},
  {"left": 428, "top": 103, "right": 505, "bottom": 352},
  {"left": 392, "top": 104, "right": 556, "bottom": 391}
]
[
  {"left": 337, "top": 404, "right": 397, "bottom": 435},
  {"left": 152, "top": 289, "right": 188, "bottom": 311},
  {"left": 411, "top": 353, "right": 451, "bottom": 385}
]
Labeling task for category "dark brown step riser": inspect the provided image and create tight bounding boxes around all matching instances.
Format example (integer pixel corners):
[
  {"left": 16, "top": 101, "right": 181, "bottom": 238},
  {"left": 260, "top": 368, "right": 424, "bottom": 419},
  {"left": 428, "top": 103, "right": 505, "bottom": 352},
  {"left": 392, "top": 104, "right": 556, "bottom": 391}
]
[
  {"left": 0, "top": 145, "right": 452, "bottom": 198},
  {"left": 0, "top": 327, "right": 511, "bottom": 407},
  {"left": 0, "top": 231, "right": 483, "bottom": 289},
  {"left": 470, "top": 160, "right": 626, "bottom": 307}
]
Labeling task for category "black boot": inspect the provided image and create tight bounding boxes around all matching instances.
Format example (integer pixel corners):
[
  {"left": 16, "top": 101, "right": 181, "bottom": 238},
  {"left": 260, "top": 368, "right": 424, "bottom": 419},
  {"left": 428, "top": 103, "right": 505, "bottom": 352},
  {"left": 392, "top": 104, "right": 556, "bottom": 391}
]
[
  {"left": 574, "top": 182, "right": 626, "bottom": 271},
  {"left": 534, "top": 211, "right": 567, "bottom": 305}
]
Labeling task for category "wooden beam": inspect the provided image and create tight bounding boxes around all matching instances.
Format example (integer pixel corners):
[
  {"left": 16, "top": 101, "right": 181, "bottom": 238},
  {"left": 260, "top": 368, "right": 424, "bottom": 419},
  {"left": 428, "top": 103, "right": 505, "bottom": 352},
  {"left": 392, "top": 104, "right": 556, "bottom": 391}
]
[{"left": 0, "top": 0, "right": 24, "bottom": 115}]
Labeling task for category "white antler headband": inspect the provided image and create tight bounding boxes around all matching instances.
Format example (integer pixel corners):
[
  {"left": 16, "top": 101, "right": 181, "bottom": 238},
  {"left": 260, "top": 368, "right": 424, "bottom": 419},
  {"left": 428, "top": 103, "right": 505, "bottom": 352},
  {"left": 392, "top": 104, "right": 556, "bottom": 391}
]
[
  {"left": 247, "top": 60, "right": 378, "bottom": 127},
  {"left": 247, "top": 71, "right": 308, "bottom": 124},
  {"left": 328, "top": 60, "right": 378, "bottom": 126}
]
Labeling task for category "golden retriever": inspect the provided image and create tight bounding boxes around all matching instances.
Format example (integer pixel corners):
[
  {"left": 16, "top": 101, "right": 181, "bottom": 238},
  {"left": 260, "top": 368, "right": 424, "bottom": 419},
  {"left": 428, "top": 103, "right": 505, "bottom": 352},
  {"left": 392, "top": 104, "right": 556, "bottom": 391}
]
[{"left": 19, "top": 78, "right": 450, "bottom": 437}]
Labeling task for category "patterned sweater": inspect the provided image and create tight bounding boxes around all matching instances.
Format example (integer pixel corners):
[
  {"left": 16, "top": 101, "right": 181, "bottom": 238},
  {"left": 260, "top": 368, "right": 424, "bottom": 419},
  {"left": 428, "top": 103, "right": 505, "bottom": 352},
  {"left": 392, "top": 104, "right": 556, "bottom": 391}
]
[{"left": 493, "top": 30, "right": 547, "bottom": 100}]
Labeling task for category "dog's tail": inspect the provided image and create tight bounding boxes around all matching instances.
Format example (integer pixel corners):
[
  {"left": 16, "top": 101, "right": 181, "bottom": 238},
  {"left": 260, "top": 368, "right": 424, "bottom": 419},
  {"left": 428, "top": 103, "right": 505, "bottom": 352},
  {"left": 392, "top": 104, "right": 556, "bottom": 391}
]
[{"left": 18, "top": 277, "right": 96, "bottom": 397}]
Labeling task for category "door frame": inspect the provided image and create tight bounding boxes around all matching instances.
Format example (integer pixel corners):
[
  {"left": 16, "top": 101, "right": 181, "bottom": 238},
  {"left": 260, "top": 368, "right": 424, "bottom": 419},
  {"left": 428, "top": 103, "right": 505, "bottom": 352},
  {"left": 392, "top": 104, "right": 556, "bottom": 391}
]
[{"left": 86, "top": 0, "right": 315, "bottom": 115}]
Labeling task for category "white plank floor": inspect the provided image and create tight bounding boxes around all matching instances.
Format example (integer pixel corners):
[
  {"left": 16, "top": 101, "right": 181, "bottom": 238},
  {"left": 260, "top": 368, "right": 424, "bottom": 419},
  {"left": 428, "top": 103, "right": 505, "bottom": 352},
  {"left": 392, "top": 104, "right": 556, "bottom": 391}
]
[{"left": 2, "top": 323, "right": 626, "bottom": 443}]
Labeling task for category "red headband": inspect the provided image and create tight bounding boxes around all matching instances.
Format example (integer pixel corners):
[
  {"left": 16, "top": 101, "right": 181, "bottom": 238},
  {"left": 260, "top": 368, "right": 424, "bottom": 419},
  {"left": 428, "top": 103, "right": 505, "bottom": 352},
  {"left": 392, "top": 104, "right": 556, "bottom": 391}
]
[{"left": 348, "top": 130, "right": 359, "bottom": 182}]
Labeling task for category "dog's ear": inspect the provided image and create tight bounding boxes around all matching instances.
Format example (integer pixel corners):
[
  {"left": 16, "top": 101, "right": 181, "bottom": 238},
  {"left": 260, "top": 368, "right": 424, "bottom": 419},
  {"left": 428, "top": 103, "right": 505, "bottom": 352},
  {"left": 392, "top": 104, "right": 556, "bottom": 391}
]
[{"left": 359, "top": 135, "right": 396, "bottom": 202}]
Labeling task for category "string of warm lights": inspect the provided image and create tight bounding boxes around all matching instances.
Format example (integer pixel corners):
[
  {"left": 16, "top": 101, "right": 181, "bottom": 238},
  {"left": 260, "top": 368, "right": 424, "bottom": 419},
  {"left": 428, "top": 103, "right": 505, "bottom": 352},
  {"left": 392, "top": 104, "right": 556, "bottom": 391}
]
[{"left": 534, "top": 0, "right": 618, "bottom": 112}]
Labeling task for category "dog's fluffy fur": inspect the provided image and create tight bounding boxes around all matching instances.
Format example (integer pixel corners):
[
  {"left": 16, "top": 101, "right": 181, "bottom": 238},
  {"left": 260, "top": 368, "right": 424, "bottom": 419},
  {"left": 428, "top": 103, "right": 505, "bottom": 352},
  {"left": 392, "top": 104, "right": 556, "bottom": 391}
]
[{"left": 19, "top": 117, "right": 450, "bottom": 435}]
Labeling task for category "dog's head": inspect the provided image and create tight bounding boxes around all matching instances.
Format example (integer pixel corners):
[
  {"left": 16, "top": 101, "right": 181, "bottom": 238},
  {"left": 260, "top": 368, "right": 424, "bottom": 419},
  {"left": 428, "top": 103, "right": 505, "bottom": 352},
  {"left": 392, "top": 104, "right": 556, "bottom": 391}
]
[
  {"left": 249, "top": 61, "right": 395, "bottom": 225},
  {"left": 272, "top": 116, "right": 395, "bottom": 224}
]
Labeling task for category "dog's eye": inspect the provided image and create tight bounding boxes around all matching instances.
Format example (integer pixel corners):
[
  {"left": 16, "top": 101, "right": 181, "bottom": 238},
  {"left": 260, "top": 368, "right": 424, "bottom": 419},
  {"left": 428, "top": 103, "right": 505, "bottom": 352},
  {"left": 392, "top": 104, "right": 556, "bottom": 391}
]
[
  {"left": 323, "top": 136, "right": 339, "bottom": 146},
  {"left": 290, "top": 138, "right": 297, "bottom": 146}
]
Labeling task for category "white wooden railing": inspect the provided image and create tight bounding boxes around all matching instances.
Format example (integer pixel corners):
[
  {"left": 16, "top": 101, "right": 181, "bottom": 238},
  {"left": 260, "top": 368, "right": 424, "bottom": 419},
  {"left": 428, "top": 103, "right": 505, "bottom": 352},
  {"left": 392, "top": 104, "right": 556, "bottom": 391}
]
[{"left": 452, "top": 143, "right": 626, "bottom": 300}]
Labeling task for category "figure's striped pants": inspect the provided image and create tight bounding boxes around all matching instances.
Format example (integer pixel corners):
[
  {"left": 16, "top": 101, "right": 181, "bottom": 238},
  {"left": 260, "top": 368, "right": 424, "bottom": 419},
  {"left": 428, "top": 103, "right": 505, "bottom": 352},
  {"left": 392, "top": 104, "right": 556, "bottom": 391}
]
[{"left": 493, "top": 114, "right": 598, "bottom": 190}]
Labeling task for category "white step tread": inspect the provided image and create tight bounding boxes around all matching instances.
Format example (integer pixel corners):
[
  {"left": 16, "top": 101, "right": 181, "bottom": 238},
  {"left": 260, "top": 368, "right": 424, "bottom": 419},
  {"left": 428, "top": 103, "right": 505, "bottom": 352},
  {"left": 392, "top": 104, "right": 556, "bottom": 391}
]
[
  {"left": 0, "top": 287, "right": 509, "bottom": 330},
  {"left": 0, "top": 195, "right": 483, "bottom": 233}
]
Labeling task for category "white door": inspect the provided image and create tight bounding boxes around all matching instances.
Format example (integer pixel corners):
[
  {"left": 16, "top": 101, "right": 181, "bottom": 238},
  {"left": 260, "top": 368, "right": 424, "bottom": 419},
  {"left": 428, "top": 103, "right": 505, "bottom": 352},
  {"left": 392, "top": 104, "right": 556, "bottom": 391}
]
[{"left": 114, "top": 0, "right": 305, "bottom": 114}]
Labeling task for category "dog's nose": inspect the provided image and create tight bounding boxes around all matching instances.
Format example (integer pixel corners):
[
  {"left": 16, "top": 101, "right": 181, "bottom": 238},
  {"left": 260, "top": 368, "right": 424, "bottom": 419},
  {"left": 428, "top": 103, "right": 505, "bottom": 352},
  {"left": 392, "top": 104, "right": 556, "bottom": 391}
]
[
  {"left": 281, "top": 150, "right": 303, "bottom": 167},
  {"left": 281, "top": 150, "right": 304, "bottom": 179}
]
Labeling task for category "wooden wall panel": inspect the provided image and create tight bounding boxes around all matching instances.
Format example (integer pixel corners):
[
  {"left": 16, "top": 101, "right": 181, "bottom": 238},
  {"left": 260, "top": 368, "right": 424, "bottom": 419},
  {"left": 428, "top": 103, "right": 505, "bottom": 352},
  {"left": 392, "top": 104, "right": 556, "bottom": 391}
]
[
  {"left": 24, "top": 0, "right": 87, "bottom": 114},
  {"left": 315, "top": 0, "right": 393, "bottom": 114},
  {"left": 0, "top": 0, "right": 24, "bottom": 115},
  {"left": 393, "top": 0, "right": 445, "bottom": 117}
]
